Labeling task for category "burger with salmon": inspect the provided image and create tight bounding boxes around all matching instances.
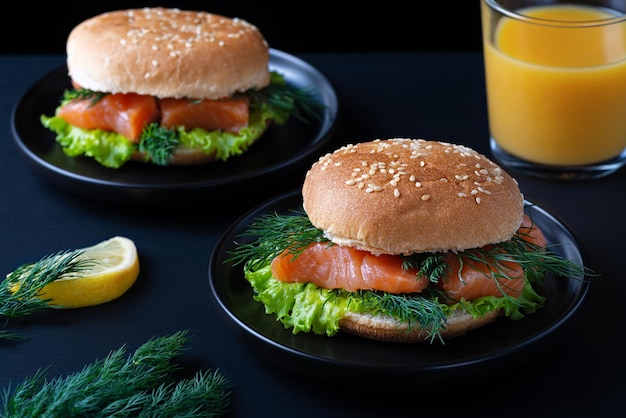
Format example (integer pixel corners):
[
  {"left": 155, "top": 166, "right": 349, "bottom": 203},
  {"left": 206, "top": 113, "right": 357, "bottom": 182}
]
[
  {"left": 40, "top": 7, "right": 321, "bottom": 168},
  {"left": 229, "top": 138, "right": 591, "bottom": 343}
]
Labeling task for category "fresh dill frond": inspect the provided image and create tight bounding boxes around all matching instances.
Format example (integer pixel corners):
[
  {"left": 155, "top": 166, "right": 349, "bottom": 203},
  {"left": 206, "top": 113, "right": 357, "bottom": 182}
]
[
  {"left": 61, "top": 88, "right": 106, "bottom": 106},
  {"left": 227, "top": 209, "right": 326, "bottom": 270},
  {"left": 359, "top": 289, "right": 448, "bottom": 343},
  {"left": 0, "top": 249, "right": 95, "bottom": 341},
  {"left": 1, "top": 250, "right": 94, "bottom": 319},
  {"left": 130, "top": 369, "right": 231, "bottom": 417},
  {"left": 138, "top": 123, "right": 180, "bottom": 166},
  {"left": 402, "top": 253, "right": 449, "bottom": 284},
  {"left": 249, "top": 72, "right": 324, "bottom": 124},
  {"left": 0, "top": 330, "right": 232, "bottom": 417},
  {"left": 460, "top": 234, "right": 595, "bottom": 285},
  {"left": 0, "top": 330, "right": 23, "bottom": 341}
]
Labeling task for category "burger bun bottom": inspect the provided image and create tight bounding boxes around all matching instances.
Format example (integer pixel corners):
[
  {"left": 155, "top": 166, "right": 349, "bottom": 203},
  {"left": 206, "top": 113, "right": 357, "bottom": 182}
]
[{"left": 339, "top": 309, "right": 501, "bottom": 343}]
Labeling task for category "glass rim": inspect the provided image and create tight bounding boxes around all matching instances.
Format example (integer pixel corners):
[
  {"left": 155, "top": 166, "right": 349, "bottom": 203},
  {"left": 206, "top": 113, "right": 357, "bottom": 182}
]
[{"left": 483, "top": 0, "right": 626, "bottom": 27}]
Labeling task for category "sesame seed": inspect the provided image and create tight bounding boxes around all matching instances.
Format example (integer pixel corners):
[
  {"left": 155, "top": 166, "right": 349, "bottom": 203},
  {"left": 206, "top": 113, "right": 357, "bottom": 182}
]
[{"left": 314, "top": 138, "right": 507, "bottom": 204}]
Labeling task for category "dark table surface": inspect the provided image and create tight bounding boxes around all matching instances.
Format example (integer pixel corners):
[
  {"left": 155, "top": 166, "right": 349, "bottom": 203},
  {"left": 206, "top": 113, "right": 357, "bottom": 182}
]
[{"left": 1, "top": 52, "right": 624, "bottom": 418}]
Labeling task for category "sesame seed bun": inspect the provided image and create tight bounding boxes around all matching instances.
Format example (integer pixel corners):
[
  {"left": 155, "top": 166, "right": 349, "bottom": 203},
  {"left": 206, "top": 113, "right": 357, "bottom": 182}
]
[
  {"left": 302, "top": 138, "right": 525, "bottom": 255},
  {"left": 66, "top": 7, "right": 270, "bottom": 99}
]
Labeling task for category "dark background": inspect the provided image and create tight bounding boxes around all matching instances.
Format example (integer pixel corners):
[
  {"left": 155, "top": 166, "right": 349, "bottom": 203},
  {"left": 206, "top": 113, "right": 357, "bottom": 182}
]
[{"left": 5, "top": 1, "right": 483, "bottom": 54}]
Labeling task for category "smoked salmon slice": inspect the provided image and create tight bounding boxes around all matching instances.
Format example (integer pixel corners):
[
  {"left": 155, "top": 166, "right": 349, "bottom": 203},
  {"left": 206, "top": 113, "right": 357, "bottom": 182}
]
[
  {"left": 438, "top": 214, "right": 546, "bottom": 301},
  {"left": 160, "top": 96, "right": 249, "bottom": 134},
  {"left": 271, "top": 214, "right": 547, "bottom": 301},
  {"left": 438, "top": 251, "right": 525, "bottom": 300},
  {"left": 517, "top": 213, "right": 547, "bottom": 248},
  {"left": 57, "top": 93, "right": 159, "bottom": 142},
  {"left": 57, "top": 90, "right": 250, "bottom": 142},
  {"left": 271, "top": 243, "right": 430, "bottom": 294}
]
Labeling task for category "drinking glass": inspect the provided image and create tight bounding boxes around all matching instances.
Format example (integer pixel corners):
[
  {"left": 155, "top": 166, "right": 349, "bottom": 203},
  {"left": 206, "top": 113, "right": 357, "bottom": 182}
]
[{"left": 481, "top": 0, "right": 626, "bottom": 180}]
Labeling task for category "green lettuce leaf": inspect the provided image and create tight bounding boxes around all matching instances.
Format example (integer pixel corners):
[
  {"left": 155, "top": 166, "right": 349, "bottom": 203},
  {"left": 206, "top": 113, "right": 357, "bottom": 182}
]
[
  {"left": 40, "top": 105, "right": 274, "bottom": 169},
  {"left": 244, "top": 263, "right": 545, "bottom": 339},
  {"left": 40, "top": 114, "right": 135, "bottom": 168}
]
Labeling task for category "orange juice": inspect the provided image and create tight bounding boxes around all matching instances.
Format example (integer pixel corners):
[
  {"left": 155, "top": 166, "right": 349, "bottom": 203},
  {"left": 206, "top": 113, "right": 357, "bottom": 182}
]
[{"left": 482, "top": 3, "right": 626, "bottom": 166}]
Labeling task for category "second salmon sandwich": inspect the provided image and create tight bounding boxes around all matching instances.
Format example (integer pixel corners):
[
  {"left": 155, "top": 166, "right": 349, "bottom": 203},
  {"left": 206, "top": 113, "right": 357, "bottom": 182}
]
[
  {"left": 229, "top": 138, "right": 591, "bottom": 343},
  {"left": 41, "top": 7, "right": 321, "bottom": 168}
]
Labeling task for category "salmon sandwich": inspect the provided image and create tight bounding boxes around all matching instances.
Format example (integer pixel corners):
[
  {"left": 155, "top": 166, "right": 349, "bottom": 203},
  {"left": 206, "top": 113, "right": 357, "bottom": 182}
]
[
  {"left": 41, "top": 7, "right": 320, "bottom": 168},
  {"left": 229, "top": 138, "right": 591, "bottom": 343}
]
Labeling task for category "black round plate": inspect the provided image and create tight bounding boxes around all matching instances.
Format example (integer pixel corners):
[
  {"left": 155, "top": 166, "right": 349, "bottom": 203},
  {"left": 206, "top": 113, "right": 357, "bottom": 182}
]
[
  {"left": 208, "top": 189, "right": 591, "bottom": 380},
  {"left": 11, "top": 49, "right": 339, "bottom": 204}
]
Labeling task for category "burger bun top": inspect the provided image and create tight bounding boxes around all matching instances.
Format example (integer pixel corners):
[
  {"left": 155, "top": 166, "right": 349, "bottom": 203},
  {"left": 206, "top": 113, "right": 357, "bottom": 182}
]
[
  {"left": 302, "top": 138, "right": 525, "bottom": 255},
  {"left": 66, "top": 7, "right": 270, "bottom": 100}
]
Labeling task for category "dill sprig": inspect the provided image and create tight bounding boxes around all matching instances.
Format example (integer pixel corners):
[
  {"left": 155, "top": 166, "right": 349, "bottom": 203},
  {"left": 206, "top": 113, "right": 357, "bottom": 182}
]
[
  {"left": 228, "top": 208, "right": 327, "bottom": 270},
  {"left": 0, "top": 250, "right": 94, "bottom": 324},
  {"left": 358, "top": 289, "right": 449, "bottom": 343},
  {"left": 401, "top": 253, "right": 449, "bottom": 284},
  {"left": 0, "top": 330, "right": 232, "bottom": 417},
  {"left": 61, "top": 88, "right": 106, "bottom": 106},
  {"left": 249, "top": 72, "right": 324, "bottom": 124},
  {"left": 138, "top": 123, "right": 180, "bottom": 166},
  {"left": 460, "top": 235, "right": 595, "bottom": 286}
]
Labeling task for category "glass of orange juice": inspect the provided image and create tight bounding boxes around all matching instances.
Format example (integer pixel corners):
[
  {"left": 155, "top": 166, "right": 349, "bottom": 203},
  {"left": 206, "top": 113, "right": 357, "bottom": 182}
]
[{"left": 481, "top": 0, "right": 626, "bottom": 180}]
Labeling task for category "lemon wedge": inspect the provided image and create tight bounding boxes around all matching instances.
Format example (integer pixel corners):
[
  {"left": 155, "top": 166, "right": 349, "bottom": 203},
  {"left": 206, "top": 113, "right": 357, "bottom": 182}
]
[{"left": 31, "top": 236, "right": 139, "bottom": 309}]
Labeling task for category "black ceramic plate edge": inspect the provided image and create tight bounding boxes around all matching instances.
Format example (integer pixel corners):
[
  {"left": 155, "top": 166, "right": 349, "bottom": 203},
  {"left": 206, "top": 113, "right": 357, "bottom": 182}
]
[
  {"left": 208, "top": 189, "right": 591, "bottom": 380},
  {"left": 11, "top": 49, "right": 340, "bottom": 204}
]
